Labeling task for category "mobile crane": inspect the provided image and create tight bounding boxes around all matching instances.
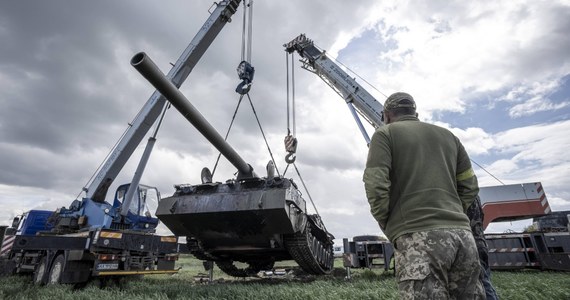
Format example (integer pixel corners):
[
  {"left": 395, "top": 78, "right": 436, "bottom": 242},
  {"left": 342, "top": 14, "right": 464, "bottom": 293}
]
[
  {"left": 284, "top": 34, "right": 570, "bottom": 272},
  {"left": 0, "top": 0, "right": 242, "bottom": 285},
  {"left": 284, "top": 34, "right": 383, "bottom": 145}
]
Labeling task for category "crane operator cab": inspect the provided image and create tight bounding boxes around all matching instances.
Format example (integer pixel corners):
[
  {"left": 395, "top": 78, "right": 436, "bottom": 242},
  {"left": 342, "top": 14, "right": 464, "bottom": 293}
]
[{"left": 113, "top": 184, "right": 160, "bottom": 232}]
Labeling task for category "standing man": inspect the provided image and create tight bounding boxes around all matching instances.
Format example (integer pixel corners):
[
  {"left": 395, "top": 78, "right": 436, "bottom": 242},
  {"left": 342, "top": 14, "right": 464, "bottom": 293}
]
[
  {"left": 363, "top": 92, "right": 485, "bottom": 299},
  {"left": 467, "top": 196, "right": 499, "bottom": 299}
]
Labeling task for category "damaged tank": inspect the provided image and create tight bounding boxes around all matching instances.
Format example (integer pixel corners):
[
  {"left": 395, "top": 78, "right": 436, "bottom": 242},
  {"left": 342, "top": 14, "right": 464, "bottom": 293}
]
[{"left": 131, "top": 52, "right": 335, "bottom": 277}]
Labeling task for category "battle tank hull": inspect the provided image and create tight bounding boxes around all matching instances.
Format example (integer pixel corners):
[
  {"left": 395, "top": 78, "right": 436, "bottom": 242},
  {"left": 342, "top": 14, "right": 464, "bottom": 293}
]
[{"left": 157, "top": 176, "right": 335, "bottom": 277}]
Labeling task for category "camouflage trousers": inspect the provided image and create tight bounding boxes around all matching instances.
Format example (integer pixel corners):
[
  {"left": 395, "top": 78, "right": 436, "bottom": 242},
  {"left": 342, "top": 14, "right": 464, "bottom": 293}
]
[{"left": 394, "top": 229, "right": 485, "bottom": 300}]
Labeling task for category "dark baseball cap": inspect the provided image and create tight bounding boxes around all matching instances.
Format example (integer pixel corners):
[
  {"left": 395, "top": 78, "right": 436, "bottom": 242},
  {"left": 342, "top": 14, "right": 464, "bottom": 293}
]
[{"left": 384, "top": 92, "right": 416, "bottom": 110}]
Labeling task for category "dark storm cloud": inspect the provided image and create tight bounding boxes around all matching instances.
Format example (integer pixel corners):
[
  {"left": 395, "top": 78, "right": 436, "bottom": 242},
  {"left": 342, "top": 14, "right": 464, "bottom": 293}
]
[
  {"left": 0, "top": 1, "right": 206, "bottom": 190},
  {"left": 0, "top": 0, "right": 377, "bottom": 191},
  {"left": 0, "top": 1, "right": 237, "bottom": 152},
  {"left": 0, "top": 2, "right": 134, "bottom": 152}
]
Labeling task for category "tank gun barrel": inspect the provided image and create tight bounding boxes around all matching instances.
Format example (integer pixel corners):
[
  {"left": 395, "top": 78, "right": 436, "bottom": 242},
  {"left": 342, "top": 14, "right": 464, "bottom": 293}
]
[{"left": 130, "top": 52, "right": 254, "bottom": 178}]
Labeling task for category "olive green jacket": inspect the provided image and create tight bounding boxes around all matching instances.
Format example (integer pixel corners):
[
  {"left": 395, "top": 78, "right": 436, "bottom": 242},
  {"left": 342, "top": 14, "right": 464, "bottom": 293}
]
[{"left": 363, "top": 115, "right": 478, "bottom": 242}]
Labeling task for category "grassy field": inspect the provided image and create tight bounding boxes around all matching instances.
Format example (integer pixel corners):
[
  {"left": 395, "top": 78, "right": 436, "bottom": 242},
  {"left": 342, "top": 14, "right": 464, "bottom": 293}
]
[{"left": 0, "top": 255, "right": 569, "bottom": 300}]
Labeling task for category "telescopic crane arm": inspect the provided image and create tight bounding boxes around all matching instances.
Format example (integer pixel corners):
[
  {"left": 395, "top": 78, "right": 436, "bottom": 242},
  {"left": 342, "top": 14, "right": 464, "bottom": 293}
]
[
  {"left": 86, "top": 0, "right": 241, "bottom": 203},
  {"left": 284, "top": 34, "right": 384, "bottom": 144}
]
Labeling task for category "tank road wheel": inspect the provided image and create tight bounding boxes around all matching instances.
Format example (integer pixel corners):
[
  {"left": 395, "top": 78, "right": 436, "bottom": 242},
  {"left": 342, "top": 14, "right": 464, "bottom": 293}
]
[
  {"left": 285, "top": 222, "right": 334, "bottom": 275},
  {"left": 48, "top": 254, "right": 65, "bottom": 284},
  {"left": 215, "top": 260, "right": 275, "bottom": 277},
  {"left": 33, "top": 256, "right": 48, "bottom": 285}
]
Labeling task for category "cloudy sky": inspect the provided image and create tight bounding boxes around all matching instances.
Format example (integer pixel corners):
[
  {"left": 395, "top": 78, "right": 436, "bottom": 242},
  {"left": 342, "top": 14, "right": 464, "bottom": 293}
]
[{"left": 1, "top": 1, "right": 569, "bottom": 244}]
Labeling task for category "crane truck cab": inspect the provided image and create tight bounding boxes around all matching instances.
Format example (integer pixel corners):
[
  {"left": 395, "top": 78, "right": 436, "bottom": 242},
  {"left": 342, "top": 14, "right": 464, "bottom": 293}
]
[
  {"left": 10, "top": 210, "right": 54, "bottom": 236},
  {"left": 51, "top": 183, "right": 160, "bottom": 234},
  {"left": 112, "top": 183, "right": 160, "bottom": 231}
]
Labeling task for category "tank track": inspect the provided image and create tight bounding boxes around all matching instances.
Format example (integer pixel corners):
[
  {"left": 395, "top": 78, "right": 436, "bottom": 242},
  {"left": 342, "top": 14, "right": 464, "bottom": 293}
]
[{"left": 284, "top": 218, "right": 334, "bottom": 275}]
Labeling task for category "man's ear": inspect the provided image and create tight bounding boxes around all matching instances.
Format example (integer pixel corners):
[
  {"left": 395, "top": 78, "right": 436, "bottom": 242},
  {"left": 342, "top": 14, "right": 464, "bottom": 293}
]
[{"left": 384, "top": 111, "right": 391, "bottom": 124}]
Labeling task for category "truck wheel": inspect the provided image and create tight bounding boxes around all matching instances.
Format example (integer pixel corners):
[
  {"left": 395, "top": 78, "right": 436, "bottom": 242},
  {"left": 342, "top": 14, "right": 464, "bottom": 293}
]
[
  {"left": 33, "top": 257, "right": 48, "bottom": 285},
  {"left": 0, "top": 259, "right": 16, "bottom": 277},
  {"left": 48, "top": 254, "right": 65, "bottom": 284}
]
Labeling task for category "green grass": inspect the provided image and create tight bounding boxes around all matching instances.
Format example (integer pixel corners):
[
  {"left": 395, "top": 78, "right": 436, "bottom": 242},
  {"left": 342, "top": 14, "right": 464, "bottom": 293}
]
[{"left": 0, "top": 255, "right": 569, "bottom": 299}]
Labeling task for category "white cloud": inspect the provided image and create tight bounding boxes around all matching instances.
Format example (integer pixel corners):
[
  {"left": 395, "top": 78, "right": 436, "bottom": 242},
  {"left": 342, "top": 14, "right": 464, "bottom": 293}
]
[
  {"left": 461, "top": 120, "right": 570, "bottom": 188},
  {"left": 333, "top": 1, "right": 570, "bottom": 119},
  {"left": 431, "top": 119, "right": 570, "bottom": 221},
  {"left": 493, "top": 120, "right": 570, "bottom": 168},
  {"left": 548, "top": 195, "right": 570, "bottom": 211},
  {"left": 435, "top": 121, "right": 495, "bottom": 155},
  {"left": 500, "top": 78, "right": 570, "bottom": 118},
  {"left": 0, "top": 184, "right": 73, "bottom": 226}
]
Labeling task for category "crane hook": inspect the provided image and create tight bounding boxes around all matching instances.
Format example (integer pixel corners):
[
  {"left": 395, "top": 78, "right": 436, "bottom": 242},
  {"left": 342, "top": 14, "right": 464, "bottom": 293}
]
[
  {"left": 285, "top": 153, "right": 296, "bottom": 164},
  {"left": 235, "top": 61, "right": 255, "bottom": 95},
  {"left": 284, "top": 134, "right": 297, "bottom": 164}
]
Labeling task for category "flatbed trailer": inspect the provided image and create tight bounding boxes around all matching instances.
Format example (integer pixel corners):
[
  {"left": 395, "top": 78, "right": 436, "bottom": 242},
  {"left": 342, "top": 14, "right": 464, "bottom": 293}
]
[{"left": 486, "top": 227, "right": 570, "bottom": 271}]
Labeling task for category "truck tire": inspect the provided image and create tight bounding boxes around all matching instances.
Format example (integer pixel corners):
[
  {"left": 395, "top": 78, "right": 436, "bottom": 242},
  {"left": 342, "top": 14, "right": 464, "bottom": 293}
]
[
  {"left": 48, "top": 254, "right": 65, "bottom": 284},
  {"left": 0, "top": 259, "right": 16, "bottom": 277},
  {"left": 33, "top": 257, "right": 48, "bottom": 285}
]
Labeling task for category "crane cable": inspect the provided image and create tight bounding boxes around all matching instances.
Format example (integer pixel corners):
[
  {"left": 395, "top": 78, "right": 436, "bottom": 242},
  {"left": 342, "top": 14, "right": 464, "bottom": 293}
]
[
  {"left": 246, "top": 93, "right": 281, "bottom": 178},
  {"left": 283, "top": 51, "right": 323, "bottom": 219},
  {"left": 284, "top": 52, "right": 298, "bottom": 167},
  {"left": 211, "top": 0, "right": 281, "bottom": 179},
  {"left": 471, "top": 160, "right": 505, "bottom": 185},
  {"left": 240, "top": 0, "right": 251, "bottom": 62},
  {"left": 211, "top": 95, "right": 245, "bottom": 177}
]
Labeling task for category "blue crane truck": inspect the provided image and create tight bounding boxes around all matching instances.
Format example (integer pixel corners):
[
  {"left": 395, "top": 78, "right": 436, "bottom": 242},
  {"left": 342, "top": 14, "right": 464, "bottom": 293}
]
[
  {"left": 0, "top": 0, "right": 242, "bottom": 285},
  {"left": 0, "top": 184, "right": 178, "bottom": 285}
]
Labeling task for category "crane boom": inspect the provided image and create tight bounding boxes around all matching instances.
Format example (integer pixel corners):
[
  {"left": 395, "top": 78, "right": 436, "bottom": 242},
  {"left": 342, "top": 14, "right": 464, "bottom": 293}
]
[
  {"left": 285, "top": 34, "right": 557, "bottom": 238},
  {"left": 87, "top": 0, "right": 241, "bottom": 202},
  {"left": 284, "top": 34, "right": 384, "bottom": 141}
]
